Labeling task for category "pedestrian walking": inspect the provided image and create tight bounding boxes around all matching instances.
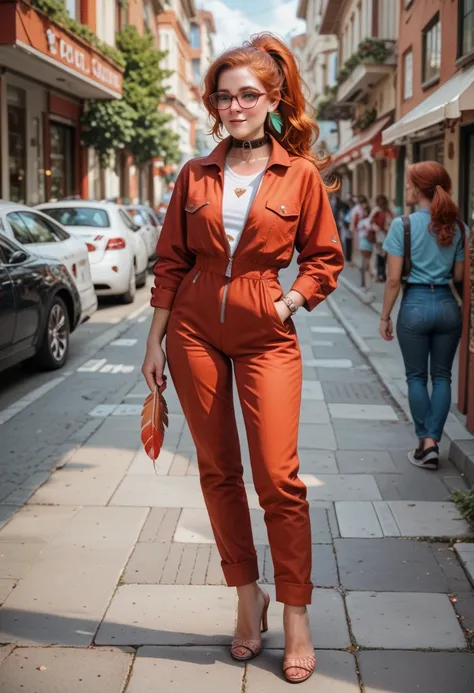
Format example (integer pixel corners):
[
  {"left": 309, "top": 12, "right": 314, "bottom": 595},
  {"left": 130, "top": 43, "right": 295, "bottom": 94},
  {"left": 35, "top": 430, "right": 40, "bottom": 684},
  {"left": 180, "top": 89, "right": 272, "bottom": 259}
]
[
  {"left": 370, "top": 194, "right": 393, "bottom": 282},
  {"left": 357, "top": 200, "right": 375, "bottom": 299},
  {"left": 379, "top": 161, "right": 467, "bottom": 470},
  {"left": 141, "top": 32, "right": 343, "bottom": 683}
]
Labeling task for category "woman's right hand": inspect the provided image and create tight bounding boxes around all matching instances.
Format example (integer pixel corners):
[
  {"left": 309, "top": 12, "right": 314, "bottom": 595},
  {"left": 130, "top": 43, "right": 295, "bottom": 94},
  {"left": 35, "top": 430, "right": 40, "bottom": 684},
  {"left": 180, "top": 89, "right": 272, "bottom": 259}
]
[{"left": 142, "top": 341, "right": 167, "bottom": 392}]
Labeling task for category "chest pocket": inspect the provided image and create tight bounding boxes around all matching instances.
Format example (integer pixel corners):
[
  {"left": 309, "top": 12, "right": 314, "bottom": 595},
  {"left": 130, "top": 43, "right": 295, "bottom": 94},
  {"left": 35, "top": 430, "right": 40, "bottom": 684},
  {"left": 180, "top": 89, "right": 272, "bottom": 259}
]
[
  {"left": 185, "top": 200, "right": 209, "bottom": 214},
  {"left": 265, "top": 200, "right": 300, "bottom": 235}
]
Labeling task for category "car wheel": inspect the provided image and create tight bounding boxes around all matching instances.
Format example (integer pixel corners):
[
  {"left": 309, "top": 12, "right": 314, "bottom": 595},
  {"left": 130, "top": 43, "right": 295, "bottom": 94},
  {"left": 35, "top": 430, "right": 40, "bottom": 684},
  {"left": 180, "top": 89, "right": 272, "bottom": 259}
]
[
  {"left": 121, "top": 270, "right": 136, "bottom": 304},
  {"left": 35, "top": 296, "right": 70, "bottom": 370},
  {"left": 136, "top": 267, "right": 147, "bottom": 288}
]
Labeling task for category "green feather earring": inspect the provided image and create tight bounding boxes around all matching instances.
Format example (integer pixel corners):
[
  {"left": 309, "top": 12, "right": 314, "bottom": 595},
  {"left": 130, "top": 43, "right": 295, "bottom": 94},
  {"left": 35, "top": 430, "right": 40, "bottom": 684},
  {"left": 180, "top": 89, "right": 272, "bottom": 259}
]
[{"left": 269, "top": 110, "right": 283, "bottom": 134}]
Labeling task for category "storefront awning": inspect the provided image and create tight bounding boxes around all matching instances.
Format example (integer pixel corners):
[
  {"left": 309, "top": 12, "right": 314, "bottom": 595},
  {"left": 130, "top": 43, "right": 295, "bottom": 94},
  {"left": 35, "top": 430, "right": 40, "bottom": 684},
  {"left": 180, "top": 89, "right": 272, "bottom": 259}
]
[
  {"left": 0, "top": 1, "right": 123, "bottom": 100},
  {"left": 383, "top": 64, "right": 474, "bottom": 145},
  {"left": 331, "top": 114, "right": 392, "bottom": 167}
]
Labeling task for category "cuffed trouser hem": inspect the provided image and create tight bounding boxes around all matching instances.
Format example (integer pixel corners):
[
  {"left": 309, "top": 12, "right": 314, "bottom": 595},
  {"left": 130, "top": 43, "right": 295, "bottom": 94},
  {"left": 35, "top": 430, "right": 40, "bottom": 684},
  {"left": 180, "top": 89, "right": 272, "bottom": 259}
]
[
  {"left": 222, "top": 557, "right": 259, "bottom": 587},
  {"left": 275, "top": 581, "right": 314, "bottom": 606}
]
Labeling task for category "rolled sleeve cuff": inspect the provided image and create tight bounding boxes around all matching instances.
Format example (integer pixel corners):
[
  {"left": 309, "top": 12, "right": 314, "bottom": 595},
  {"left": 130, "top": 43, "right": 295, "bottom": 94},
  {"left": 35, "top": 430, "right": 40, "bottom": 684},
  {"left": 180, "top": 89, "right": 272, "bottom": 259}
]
[
  {"left": 291, "top": 275, "right": 321, "bottom": 312},
  {"left": 150, "top": 285, "right": 176, "bottom": 311}
]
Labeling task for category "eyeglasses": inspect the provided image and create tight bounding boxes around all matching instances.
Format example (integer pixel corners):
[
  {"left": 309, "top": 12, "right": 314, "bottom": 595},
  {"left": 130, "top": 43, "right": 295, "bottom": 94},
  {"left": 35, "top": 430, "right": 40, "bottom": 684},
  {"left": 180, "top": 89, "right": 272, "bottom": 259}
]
[{"left": 209, "top": 90, "right": 267, "bottom": 110}]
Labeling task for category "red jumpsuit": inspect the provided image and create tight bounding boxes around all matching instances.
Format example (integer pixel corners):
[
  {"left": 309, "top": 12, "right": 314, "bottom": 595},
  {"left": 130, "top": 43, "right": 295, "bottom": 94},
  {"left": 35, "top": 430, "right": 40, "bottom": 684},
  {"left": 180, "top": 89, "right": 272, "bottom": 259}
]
[{"left": 151, "top": 135, "right": 344, "bottom": 605}]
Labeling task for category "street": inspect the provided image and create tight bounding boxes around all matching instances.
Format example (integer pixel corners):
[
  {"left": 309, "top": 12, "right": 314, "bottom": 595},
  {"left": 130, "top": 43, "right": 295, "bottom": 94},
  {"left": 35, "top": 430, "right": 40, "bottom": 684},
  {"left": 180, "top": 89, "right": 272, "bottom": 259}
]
[{"left": 0, "top": 265, "right": 473, "bottom": 691}]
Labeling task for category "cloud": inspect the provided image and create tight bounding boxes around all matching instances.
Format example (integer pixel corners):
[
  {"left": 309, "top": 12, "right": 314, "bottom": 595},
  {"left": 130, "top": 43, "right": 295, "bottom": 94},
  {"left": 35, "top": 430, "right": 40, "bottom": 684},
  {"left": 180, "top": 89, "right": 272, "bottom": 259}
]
[{"left": 200, "top": 0, "right": 305, "bottom": 54}]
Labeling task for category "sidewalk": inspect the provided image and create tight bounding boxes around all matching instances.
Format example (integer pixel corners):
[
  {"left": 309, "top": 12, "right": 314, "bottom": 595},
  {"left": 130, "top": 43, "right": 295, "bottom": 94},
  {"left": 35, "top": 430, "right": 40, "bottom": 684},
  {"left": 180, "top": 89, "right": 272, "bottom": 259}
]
[
  {"left": 0, "top": 264, "right": 473, "bottom": 691},
  {"left": 334, "top": 264, "right": 474, "bottom": 484}
]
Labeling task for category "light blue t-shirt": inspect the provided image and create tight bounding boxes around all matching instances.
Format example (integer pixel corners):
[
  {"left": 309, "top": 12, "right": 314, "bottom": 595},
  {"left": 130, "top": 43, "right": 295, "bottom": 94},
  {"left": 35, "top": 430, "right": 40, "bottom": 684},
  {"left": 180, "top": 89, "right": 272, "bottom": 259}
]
[{"left": 383, "top": 208, "right": 466, "bottom": 284}]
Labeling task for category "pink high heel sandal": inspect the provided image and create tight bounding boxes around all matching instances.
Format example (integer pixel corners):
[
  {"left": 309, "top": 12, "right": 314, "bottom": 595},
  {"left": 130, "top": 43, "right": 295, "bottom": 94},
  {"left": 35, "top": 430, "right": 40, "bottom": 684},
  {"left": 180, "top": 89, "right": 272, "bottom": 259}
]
[{"left": 231, "top": 590, "right": 270, "bottom": 661}]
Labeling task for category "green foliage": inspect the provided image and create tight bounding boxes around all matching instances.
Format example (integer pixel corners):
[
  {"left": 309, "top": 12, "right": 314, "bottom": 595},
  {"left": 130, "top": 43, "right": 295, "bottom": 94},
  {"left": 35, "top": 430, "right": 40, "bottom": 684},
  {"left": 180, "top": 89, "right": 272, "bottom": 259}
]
[
  {"left": 83, "top": 25, "right": 180, "bottom": 169},
  {"left": 452, "top": 489, "right": 474, "bottom": 531},
  {"left": 336, "top": 39, "right": 392, "bottom": 87},
  {"left": 29, "top": 0, "right": 124, "bottom": 66},
  {"left": 352, "top": 108, "right": 377, "bottom": 132}
]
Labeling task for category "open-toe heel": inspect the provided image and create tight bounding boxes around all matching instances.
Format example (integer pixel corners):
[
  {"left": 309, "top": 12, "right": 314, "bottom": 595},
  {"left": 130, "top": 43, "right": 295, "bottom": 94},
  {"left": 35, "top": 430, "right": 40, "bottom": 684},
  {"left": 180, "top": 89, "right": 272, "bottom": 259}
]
[{"left": 231, "top": 590, "right": 270, "bottom": 661}]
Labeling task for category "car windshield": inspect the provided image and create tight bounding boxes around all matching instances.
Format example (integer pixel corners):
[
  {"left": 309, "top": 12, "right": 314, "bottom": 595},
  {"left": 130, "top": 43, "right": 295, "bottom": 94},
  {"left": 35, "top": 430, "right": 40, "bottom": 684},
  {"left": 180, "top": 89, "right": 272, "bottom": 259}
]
[{"left": 44, "top": 207, "right": 110, "bottom": 228}]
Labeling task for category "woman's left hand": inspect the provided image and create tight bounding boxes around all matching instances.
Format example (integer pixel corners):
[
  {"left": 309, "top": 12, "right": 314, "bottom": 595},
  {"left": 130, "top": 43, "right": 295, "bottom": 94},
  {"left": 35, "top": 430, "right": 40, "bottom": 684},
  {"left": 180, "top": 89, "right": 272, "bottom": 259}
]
[
  {"left": 379, "top": 317, "right": 394, "bottom": 341},
  {"left": 275, "top": 300, "right": 292, "bottom": 325}
]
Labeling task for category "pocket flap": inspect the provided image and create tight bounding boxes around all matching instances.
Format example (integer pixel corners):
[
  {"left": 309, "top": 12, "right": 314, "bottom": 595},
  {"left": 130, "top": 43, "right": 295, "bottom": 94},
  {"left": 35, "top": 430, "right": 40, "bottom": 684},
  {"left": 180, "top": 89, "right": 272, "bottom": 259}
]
[
  {"left": 185, "top": 200, "right": 209, "bottom": 214},
  {"left": 265, "top": 200, "right": 300, "bottom": 218}
]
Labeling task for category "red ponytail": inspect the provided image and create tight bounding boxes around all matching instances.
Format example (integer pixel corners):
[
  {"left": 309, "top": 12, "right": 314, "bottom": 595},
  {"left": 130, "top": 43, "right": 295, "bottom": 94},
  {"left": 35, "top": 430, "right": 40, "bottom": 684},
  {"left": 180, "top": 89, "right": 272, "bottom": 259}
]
[
  {"left": 203, "top": 32, "right": 338, "bottom": 192},
  {"left": 408, "top": 162, "right": 459, "bottom": 246}
]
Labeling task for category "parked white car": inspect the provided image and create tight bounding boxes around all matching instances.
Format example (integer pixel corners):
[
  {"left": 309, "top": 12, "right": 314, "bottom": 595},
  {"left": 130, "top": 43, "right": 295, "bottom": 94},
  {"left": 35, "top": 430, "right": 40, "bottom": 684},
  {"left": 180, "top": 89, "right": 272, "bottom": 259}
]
[
  {"left": 0, "top": 201, "right": 97, "bottom": 324},
  {"left": 37, "top": 201, "right": 149, "bottom": 304},
  {"left": 123, "top": 204, "right": 161, "bottom": 260}
]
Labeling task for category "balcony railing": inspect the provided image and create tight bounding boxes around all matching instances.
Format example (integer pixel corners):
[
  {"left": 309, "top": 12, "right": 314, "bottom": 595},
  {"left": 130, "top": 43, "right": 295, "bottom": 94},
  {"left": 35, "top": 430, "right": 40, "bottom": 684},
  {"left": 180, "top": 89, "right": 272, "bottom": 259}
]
[{"left": 336, "top": 39, "right": 396, "bottom": 104}]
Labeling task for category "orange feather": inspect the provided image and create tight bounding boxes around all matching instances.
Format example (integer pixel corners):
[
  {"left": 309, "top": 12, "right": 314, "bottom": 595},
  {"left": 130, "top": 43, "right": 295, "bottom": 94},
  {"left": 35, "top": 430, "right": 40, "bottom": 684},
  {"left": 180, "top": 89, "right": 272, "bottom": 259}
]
[{"left": 141, "top": 380, "right": 169, "bottom": 463}]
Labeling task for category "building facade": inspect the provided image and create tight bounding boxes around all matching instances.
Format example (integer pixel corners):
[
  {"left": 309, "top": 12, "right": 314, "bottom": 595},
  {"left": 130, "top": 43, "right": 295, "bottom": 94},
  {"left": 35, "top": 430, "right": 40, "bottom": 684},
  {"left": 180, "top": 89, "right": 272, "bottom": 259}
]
[
  {"left": 0, "top": 0, "right": 123, "bottom": 205},
  {"left": 189, "top": 10, "right": 216, "bottom": 157}
]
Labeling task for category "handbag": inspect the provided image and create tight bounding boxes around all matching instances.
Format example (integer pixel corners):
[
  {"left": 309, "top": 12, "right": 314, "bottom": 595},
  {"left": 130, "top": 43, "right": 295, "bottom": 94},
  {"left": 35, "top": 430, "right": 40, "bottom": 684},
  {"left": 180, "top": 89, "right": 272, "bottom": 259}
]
[{"left": 402, "top": 215, "right": 466, "bottom": 305}]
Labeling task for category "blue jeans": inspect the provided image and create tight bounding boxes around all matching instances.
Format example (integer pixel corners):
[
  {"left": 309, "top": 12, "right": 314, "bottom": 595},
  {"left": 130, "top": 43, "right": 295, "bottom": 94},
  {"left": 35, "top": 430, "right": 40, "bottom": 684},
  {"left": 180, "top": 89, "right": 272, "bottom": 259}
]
[{"left": 397, "top": 285, "right": 462, "bottom": 442}]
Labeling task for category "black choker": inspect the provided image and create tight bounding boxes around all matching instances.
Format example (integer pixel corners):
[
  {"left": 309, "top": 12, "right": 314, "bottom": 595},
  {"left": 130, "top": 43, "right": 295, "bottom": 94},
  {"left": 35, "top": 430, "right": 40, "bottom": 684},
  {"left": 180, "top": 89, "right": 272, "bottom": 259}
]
[{"left": 231, "top": 134, "right": 269, "bottom": 149}]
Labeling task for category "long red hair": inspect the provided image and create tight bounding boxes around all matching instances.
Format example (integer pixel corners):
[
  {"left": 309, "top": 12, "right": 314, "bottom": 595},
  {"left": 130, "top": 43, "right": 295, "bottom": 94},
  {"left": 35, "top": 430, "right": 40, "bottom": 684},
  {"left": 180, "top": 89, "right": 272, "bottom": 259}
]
[
  {"left": 408, "top": 162, "right": 459, "bottom": 246},
  {"left": 202, "top": 32, "right": 337, "bottom": 190}
]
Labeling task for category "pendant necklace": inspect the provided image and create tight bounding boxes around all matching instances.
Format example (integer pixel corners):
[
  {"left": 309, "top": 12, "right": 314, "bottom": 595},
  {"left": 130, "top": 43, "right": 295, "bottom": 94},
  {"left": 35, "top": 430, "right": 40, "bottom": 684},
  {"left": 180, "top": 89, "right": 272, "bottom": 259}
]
[{"left": 230, "top": 134, "right": 269, "bottom": 197}]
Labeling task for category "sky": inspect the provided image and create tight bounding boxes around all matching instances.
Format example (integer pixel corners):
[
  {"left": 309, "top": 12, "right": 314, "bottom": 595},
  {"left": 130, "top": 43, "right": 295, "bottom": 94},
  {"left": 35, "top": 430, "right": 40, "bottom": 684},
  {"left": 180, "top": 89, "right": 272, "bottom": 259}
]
[{"left": 196, "top": 0, "right": 306, "bottom": 54}]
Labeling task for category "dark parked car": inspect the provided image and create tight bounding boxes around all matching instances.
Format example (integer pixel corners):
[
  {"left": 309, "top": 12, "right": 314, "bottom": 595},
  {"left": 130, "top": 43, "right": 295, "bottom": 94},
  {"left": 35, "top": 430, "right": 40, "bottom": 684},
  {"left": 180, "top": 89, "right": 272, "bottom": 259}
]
[{"left": 0, "top": 234, "right": 81, "bottom": 372}]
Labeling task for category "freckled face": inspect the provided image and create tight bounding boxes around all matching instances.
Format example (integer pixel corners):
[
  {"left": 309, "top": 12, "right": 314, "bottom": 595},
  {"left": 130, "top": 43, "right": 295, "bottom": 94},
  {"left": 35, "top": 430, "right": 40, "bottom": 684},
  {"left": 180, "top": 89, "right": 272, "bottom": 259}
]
[{"left": 214, "top": 67, "right": 278, "bottom": 140}]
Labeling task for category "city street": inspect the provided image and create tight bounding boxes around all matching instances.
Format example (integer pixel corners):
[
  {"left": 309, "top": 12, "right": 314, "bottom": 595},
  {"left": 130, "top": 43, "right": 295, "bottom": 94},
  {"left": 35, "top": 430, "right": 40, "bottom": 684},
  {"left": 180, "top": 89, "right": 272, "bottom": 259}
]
[{"left": 0, "top": 264, "right": 473, "bottom": 692}]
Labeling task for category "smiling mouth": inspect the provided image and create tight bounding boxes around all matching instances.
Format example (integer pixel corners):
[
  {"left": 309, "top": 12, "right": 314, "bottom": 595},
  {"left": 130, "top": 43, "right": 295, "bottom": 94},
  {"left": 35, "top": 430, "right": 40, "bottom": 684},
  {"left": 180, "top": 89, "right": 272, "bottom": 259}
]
[{"left": 230, "top": 120, "right": 246, "bottom": 123}]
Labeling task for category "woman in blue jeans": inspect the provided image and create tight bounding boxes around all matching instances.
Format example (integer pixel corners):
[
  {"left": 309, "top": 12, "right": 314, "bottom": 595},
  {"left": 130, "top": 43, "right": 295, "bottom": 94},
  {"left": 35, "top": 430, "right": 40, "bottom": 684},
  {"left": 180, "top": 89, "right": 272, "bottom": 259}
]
[{"left": 380, "top": 161, "right": 467, "bottom": 470}]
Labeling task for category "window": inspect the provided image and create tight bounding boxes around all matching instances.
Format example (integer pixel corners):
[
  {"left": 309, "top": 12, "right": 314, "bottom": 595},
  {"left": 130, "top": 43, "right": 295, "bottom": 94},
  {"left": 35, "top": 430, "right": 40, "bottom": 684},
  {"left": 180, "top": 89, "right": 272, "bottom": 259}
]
[
  {"left": 403, "top": 51, "right": 413, "bottom": 99},
  {"left": 0, "top": 236, "right": 16, "bottom": 264},
  {"left": 65, "top": 0, "right": 79, "bottom": 20},
  {"left": 119, "top": 209, "right": 136, "bottom": 230},
  {"left": 422, "top": 15, "right": 441, "bottom": 84},
  {"left": 44, "top": 207, "right": 110, "bottom": 228},
  {"left": 460, "top": 0, "right": 474, "bottom": 57},
  {"left": 7, "top": 86, "right": 26, "bottom": 204},
  {"left": 16, "top": 212, "right": 60, "bottom": 244},
  {"left": 7, "top": 213, "right": 32, "bottom": 245},
  {"left": 418, "top": 138, "right": 444, "bottom": 164},
  {"left": 191, "top": 24, "right": 200, "bottom": 49},
  {"left": 192, "top": 58, "right": 201, "bottom": 84}
]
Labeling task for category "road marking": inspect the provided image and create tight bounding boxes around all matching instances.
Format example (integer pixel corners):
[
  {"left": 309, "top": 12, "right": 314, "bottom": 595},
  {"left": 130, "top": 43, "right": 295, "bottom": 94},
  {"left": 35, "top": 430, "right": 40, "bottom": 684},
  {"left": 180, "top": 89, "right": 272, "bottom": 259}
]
[
  {"left": 310, "top": 326, "right": 345, "bottom": 334},
  {"left": 99, "top": 363, "right": 135, "bottom": 374},
  {"left": 304, "top": 359, "right": 353, "bottom": 368},
  {"left": 0, "top": 376, "right": 67, "bottom": 425},
  {"left": 0, "top": 300, "right": 150, "bottom": 427},
  {"left": 136, "top": 315, "right": 148, "bottom": 323},
  {"left": 110, "top": 339, "right": 138, "bottom": 347},
  {"left": 89, "top": 404, "right": 119, "bottom": 417},
  {"left": 77, "top": 359, "right": 108, "bottom": 373},
  {"left": 311, "top": 340, "right": 334, "bottom": 346}
]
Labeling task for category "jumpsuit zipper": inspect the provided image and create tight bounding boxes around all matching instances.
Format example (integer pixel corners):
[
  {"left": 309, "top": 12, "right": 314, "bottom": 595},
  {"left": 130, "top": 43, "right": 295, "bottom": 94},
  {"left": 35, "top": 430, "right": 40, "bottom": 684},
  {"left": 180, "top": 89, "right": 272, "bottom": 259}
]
[
  {"left": 192, "top": 270, "right": 202, "bottom": 284},
  {"left": 220, "top": 256, "right": 233, "bottom": 323}
]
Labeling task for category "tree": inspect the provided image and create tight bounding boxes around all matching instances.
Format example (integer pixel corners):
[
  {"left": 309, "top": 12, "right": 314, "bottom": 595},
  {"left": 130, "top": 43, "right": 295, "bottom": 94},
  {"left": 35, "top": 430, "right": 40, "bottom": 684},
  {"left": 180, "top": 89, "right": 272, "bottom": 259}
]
[{"left": 82, "top": 25, "right": 180, "bottom": 179}]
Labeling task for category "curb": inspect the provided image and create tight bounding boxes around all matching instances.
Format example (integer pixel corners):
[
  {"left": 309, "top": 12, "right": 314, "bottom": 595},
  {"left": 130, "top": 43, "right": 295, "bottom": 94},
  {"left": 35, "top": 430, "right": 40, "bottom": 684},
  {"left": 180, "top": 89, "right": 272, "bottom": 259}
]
[{"left": 329, "top": 278, "right": 474, "bottom": 488}]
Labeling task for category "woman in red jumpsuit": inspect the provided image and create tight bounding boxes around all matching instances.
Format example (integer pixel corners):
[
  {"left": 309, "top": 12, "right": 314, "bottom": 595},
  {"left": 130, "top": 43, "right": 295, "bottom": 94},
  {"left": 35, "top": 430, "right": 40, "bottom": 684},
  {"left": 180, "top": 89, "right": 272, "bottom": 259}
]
[{"left": 142, "top": 32, "right": 343, "bottom": 683}]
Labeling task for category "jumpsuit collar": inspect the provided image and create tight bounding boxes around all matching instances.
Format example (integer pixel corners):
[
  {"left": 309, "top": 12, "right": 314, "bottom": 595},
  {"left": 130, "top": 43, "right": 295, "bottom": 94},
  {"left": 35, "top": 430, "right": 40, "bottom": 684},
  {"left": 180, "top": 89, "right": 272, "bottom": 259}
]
[{"left": 200, "top": 134, "right": 292, "bottom": 173}]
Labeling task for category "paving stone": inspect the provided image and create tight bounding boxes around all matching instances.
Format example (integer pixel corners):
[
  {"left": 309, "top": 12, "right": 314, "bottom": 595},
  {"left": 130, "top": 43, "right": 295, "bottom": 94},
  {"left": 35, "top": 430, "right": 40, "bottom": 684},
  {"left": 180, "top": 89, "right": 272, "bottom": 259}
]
[
  {"left": 264, "top": 586, "right": 350, "bottom": 649},
  {"left": 316, "top": 366, "right": 375, "bottom": 383},
  {"left": 126, "top": 646, "right": 244, "bottom": 692},
  {"left": 374, "top": 470, "right": 452, "bottom": 501},
  {"left": 191, "top": 545, "right": 212, "bottom": 584},
  {"left": 372, "top": 501, "right": 401, "bottom": 536},
  {"left": 127, "top": 448, "right": 174, "bottom": 475},
  {"left": 246, "top": 650, "right": 359, "bottom": 692},
  {"left": 0, "top": 645, "right": 14, "bottom": 667},
  {"left": 298, "top": 450, "right": 339, "bottom": 474},
  {"left": 0, "top": 507, "right": 18, "bottom": 530},
  {"left": 0, "top": 647, "right": 132, "bottom": 693},
  {"left": 302, "top": 476, "right": 382, "bottom": 503},
  {"left": 454, "top": 593, "right": 474, "bottom": 632},
  {"left": 0, "top": 579, "right": 16, "bottom": 604},
  {"left": 0, "top": 506, "right": 79, "bottom": 543},
  {"left": 123, "top": 542, "right": 171, "bottom": 583},
  {"left": 359, "top": 650, "right": 474, "bottom": 693},
  {"left": 206, "top": 546, "right": 226, "bottom": 585},
  {"left": 335, "top": 538, "right": 449, "bottom": 592},
  {"left": 0, "top": 542, "right": 46, "bottom": 579},
  {"left": 336, "top": 451, "right": 398, "bottom": 474},
  {"left": 347, "top": 592, "right": 467, "bottom": 649},
  {"left": 110, "top": 475, "right": 207, "bottom": 508},
  {"left": 298, "top": 424, "right": 337, "bottom": 450},
  {"left": 299, "top": 400, "right": 331, "bottom": 424},
  {"left": 388, "top": 501, "right": 471, "bottom": 538},
  {"left": 333, "top": 420, "right": 417, "bottom": 450},
  {"left": 455, "top": 543, "right": 474, "bottom": 586},
  {"left": 95, "top": 585, "right": 236, "bottom": 645},
  {"left": 0, "top": 507, "right": 148, "bottom": 646},
  {"left": 329, "top": 403, "right": 398, "bottom": 421},
  {"left": 301, "top": 381, "right": 324, "bottom": 400},
  {"left": 322, "top": 381, "right": 388, "bottom": 404},
  {"left": 429, "top": 542, "right": 474, "bottom": 592},
  {"left": 174, "top": 508, "right": 268, "bottom": 544},
  {"left": 335, "top": 502, "right": 383, "bottom": 538},
  {"left": 138, "top": 508, "right": 181, "bottom": 542}
]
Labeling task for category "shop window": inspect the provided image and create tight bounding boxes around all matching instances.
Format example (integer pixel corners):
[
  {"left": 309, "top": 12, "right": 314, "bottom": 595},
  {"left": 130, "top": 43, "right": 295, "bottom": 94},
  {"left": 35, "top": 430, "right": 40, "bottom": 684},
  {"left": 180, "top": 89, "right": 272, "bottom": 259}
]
[
  {"left": 459, "top": 0, "right": 474, "bottom": 58},
  {"left": 50, "top": 123, "right": 74, "bottom": 202},
  {"left": 7, "top": 86, "right": 26, "bottom": 204},
  {"left": 403, "top": 50, "right": 413, "bottom": 100},
  {"left": 422, "top": 14, "right": 441, "bottom": 85},
  {"left": 418, "top": 138, "right": 444, "bottom": 164}
]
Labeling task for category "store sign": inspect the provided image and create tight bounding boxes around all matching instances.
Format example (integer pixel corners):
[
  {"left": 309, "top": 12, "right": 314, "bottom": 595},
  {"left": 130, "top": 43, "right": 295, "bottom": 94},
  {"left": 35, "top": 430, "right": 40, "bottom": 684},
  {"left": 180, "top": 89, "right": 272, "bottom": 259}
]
[{"left": 45, "top": 28, "right": 121, "bottom": 92}]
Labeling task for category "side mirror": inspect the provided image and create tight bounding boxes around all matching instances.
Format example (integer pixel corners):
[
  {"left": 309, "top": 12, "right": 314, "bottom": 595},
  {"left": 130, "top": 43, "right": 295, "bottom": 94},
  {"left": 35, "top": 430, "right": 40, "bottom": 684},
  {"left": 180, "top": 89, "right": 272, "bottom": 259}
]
[
  {"left": 132, "top": 224, "right": 141, "bottom": 233},
  {"left": 9, "top": 250, "right": 28, "bottom": 265}
]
